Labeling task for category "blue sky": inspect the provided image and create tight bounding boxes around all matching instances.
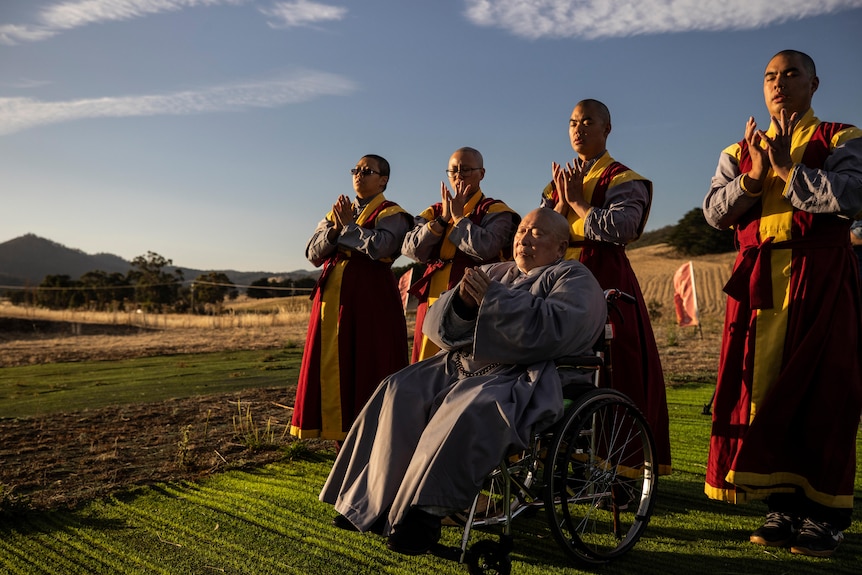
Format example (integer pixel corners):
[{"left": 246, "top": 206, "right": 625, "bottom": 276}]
[{"left": 2, "top": 0, "right": 861, "bottom": 273}]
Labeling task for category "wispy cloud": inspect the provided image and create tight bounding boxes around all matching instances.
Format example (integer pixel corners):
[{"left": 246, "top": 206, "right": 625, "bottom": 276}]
[
  {"left": 260, "top": 0, "right": 347, "bottom": 29},
  {"left": 0, "top": 0, "right": 248, "bottom": 45},
  {"left": 464, "top": 0, "right": 862, "bottom": 39},
  {"left": 0, "top": 71, "right": 356, "bottom": 135},
  {"left": 4, "top": 78, "right": 54, "bottom": 90}
]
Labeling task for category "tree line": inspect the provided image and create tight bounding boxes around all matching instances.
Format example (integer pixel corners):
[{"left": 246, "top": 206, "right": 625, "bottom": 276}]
[
  {"left": 5, "top": 251, "right": 315, "bottom": 313},
  {"left": 5, "top": 207, "right": 732, "bottom": 313}
]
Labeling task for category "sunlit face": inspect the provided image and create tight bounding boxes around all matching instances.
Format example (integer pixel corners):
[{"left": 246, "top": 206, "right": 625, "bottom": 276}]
[
  {"left": 446, "top": 150, "right": 485, "bottom": 192},
  {"left": 763, "top": 53, "right": 818, "bottom": 118},
  {"left": 351, "top": 157, "right": 388, "bottom": 199},
  {"left": 513, "top": 211, "right": 567, "bottom": 273},
  {"left": 569, "top": 102, "right": 610, "bottom": 161}
]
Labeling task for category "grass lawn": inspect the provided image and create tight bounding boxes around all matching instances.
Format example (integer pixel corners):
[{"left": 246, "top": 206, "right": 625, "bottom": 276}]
[
  {"left": 0, "top": 348, "right": 302, "bottom": 418},
  {"left": 1, "top": 376, "right": 860, "bottom": 574}
]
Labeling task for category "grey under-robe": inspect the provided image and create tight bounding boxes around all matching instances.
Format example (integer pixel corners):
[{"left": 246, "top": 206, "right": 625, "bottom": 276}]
[{"left": 318, "top": 259, "right": 606, "bottom": 534}]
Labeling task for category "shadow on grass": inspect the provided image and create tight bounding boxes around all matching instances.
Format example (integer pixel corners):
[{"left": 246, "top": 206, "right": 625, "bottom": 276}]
[
  {"left": 0, "top": 507, "right": 130, "bottom": 536},
  {"left": 448, "top": 470, "right": 861, "bottom": 575}
]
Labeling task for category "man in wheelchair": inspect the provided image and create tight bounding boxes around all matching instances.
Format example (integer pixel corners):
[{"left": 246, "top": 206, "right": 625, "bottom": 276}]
[{"left": 320, "top": 207, "right": 606, "bottom": 555}]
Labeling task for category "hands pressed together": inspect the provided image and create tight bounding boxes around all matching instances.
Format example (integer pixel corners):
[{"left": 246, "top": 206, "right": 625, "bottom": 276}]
[
  {"left": 440, "top": 180, "right": 473, "bottom": 224},
  {"left": 551, "top": 160, "right": 589, "bottom": 219},
  {"left": 325, "top": 195, "right": 356, "bottom": 242},
  {"left": 332, "top": 195, "right": 356, "bottom": 230},
  {"left": 743, "top": 109, "right": 798, "bottom": 191}
]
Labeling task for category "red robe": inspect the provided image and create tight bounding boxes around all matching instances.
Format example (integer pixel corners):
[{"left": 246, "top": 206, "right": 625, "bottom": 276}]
[
  {"left": 705, "top": 118, "right": 862, "bottom": 509},
  {"left": 291, "top": 197, "right": 409, "bottom": 441},
  {"left": 544, "top": 154, "right": 672, "bottom": 474}
]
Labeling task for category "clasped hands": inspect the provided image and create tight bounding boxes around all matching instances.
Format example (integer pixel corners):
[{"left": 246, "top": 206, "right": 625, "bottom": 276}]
[
  {"left": 439, "top": 181, "right": 473, "bottom": 225},
  {"left": 331, "top": 194, "right": 355, "bottom": 232},
  {"left": 458, "top": 266, "right": 491, "bottom": 309},
  {"left": 551, "top": 160, "right": 589, "bottom": 219},
  {"left": 744, "top": 109, "right": 798, "bottom": 187}
]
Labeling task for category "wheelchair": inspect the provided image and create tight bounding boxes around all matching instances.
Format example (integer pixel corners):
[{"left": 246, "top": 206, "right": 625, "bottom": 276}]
[{"left": 433, "top": 289, "right": 659, "bottom": 574}]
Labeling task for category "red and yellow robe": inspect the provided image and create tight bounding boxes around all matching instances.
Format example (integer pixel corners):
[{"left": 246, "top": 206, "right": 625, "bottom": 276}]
[
  {"left": 705, "top": 115, "right": 862, "bottom": 508},
  {"left": 543, "top": 153, "right": 672, "bottom": 475},
  {"left": 408, "top": 193, "right": 516, "bottom": 362},
  {"left": 291, "top": 195, "right": 409, "bottom": 441}
]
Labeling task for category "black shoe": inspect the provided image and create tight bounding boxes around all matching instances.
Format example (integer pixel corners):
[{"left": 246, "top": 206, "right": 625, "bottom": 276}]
[
  {"left": 333, "top": 513, "right": 387, "bottom": 535},
  {"left": 368, "top": 514, "right": 387, "bottom": 536},
  {"left": 750, "top": 511, "right": 798, "bottom": 547},
  {"left": 386, "top": 509, "right": 442, "bottom": 556},
  {"left": 790, "top": 518, "right": 844, "bottom": 557},
  {"left": 332, "top": 514, "right": 358, "bottom": 531}
]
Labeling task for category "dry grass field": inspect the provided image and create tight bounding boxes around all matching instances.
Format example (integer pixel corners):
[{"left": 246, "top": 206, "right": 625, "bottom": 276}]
[{"left": 0, "top": 297, "right": 313, "bottom": 367}]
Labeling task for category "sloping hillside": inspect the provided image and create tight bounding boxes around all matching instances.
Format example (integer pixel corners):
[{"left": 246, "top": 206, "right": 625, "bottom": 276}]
[
  {"left": 0, "top": 234, "right": 130, "bottom": 285},
  {"left": 628, "top": 244, "right": 735, "bottom": 317},
  {"left": 0, "top": 234, "right": 318, "bottom": 287}
]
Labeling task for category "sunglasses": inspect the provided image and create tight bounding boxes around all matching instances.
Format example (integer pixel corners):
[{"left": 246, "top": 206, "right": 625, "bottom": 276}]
[{"left": 350, "top": 167, "right": 381, "bottom": 176}]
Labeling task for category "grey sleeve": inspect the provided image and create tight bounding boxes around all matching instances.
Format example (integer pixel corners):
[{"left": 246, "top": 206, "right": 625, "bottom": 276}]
[
  {"left": 703, "top": 151, "right": 762, "bottom": 230},
  {"left": 783, "top": 137, "right": 862, "bottom": 217},
  {"left": 470, "top": 267, "right": 605, "bottom": 364},
  {"left": 401, "top": 214, "right": 441, "bottom": 263},
  {"left": 334, "top": 212, "right": 412, "bottom": 261},
  {"left": 305, "top": 218, "right": 338, "bottom": 267},
  {"left": 445, "top": 211, "right": 519, "bottom": 261},
  {"left": 583, "top": 180, "right": 649, "bottom": 244}
]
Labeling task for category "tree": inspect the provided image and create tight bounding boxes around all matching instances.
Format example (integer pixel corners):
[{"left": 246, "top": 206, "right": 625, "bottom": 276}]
[
  {"left": 37, "top": 274, "right": 80, "bottom": 309},
  {"left": 247, "top": 277, "right": 277, "bottom": 299},
  {"left": 291, "top": 277, "right": 317, "bottom": 296},
  {"left": 127, "top": 251, "right": 184, "bottom": 311},
  {"left": 667, "top": 208, "right": 735, "bottom": 256},
  {"left": 246, "top": 277, "right": 312, "bottom": 298},
  {"left": 192, "top": 272, "right": 238, "bottom": 313},
  {"left": 79, "top": 270, "right": 131, "bottom": 310}
]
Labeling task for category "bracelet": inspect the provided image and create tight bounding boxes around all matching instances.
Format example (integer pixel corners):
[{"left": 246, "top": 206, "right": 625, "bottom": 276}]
[{"left": 435, "top": 216, "right": 448, "bottom": 228}]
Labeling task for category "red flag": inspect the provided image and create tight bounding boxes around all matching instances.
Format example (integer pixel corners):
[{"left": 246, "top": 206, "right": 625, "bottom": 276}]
[
  {"left": 397, "top": 268, "right": 413, "bottom": 311},
  {"left": 673, "top": 261, "right": 699, "bottom": 327}
]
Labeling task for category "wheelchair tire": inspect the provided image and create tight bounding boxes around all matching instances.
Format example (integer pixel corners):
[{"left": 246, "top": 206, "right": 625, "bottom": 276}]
[
  {"left": 543, "top": 388, "right": 657, "bottom": 564},
  {"left": 466, "top": 540, "right": 512, "bottom": 575}
]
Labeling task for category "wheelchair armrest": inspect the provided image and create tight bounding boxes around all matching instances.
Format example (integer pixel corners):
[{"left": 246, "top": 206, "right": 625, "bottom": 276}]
[{"left": 555, "top": 355, "right": 603, "bottom": 369}]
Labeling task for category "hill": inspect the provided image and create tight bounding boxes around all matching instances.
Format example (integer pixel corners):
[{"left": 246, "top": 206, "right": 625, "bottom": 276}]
[{"left": 0, "top": 234, "right": 317, "bottom": 287}]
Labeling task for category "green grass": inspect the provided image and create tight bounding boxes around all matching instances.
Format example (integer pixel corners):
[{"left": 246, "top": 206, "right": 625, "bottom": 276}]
[
  {"left": 1, "top": 361, "right": 860, "bottom": 573},
  {"left": 0, "top": 348, "right": 302, "bottom": 418}
]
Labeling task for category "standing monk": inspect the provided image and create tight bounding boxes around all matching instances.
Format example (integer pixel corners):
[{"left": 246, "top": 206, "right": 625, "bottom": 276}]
[
  {"left": 403, "top": 147, "right": 519, "bottom": 362},
  {"left": 544, "top": 99, "right": 671, "bottom": 475},
  {"left": 703, "top": 50, "right": 862, "bottom": 558},
  {"left": 291, "top": 154, "right": 412, "bottom": 442}
]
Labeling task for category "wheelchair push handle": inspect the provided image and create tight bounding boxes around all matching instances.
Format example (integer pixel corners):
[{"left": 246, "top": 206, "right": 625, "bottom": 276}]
[{"left": 603, "top": 288, "right": 636, "bottom": 305}]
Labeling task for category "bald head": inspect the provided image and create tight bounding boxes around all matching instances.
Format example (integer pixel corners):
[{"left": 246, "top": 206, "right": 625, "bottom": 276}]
[
  {"left": 569, "top": 99, "right": 612, "bottom": 161},
  {"left": 513, "top": 208, "right": 570, "bottom": 272}
]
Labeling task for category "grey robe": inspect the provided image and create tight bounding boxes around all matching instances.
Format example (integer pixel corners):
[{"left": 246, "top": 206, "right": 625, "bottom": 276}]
[{"left": 318, "top": 259, "right": 606, "bottom": 533}]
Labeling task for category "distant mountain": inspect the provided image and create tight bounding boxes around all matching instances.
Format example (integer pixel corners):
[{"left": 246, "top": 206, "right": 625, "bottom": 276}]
[{"left": 0, "top": 234, "right": 318, "bottom": 287}]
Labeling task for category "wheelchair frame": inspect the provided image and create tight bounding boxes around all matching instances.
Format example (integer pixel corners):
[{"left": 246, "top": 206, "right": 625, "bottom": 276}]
[{"left": 433, "top": 289, "right": 659, "bottom": 574}]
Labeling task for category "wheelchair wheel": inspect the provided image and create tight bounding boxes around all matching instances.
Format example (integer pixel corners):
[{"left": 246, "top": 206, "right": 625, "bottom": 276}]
[
  {"left": 466, "top": 540, "right": 512, "bottom": 575},
  {"left": 543, "top": 388, "right": 657, "bottom": 564}
]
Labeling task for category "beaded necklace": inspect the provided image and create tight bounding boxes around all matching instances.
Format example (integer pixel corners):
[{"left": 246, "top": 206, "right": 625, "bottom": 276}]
[{"left": 453, "top": 351, "right": 500, "bottom": 377}]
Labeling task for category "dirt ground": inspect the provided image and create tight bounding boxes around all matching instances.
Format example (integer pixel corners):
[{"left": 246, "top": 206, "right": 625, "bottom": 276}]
[
  {"left": 0, "top": 317, "right": 295, "bottom": 367},
  {"left": 0, "top": 319, "right": 324, "bottom": 512}
]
